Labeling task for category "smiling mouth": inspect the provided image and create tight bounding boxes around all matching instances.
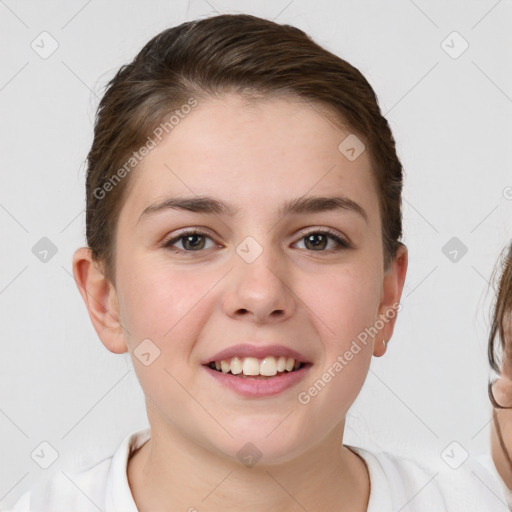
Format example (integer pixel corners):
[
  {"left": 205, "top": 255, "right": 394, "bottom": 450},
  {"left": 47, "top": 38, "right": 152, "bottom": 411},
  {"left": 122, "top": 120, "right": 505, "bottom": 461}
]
[{"left": 205, "top": 356, "right": 308, "bottom": 378}]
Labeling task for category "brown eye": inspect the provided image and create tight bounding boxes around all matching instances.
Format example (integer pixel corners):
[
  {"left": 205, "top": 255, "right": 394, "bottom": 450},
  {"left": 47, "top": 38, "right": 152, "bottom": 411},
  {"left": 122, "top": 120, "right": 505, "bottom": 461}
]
[
  {"left": 163, "top": 230, "right": 215, "bottom": 252},
  {"left": 295, "top": 230, "right": 350, "bottom": 252},
  {"left": 304, "top": 233, "right": 329, "bottom": 251}
]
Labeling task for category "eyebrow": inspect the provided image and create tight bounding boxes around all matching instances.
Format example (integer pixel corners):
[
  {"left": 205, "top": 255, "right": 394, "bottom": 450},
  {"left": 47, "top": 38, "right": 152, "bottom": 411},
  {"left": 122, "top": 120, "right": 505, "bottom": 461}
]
[{"left": 138, "top": 195, "right": 368, "bottom": 224}]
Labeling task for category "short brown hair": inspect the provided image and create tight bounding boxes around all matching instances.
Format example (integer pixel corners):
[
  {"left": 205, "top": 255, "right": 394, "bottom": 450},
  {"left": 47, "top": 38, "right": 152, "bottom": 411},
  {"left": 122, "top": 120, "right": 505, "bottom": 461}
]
[
  {"left": 489, "top": 242, "right": 512, "bottom": 376},
  {"left": 85, "top": 13, "right": 404, "bottom": 285}
]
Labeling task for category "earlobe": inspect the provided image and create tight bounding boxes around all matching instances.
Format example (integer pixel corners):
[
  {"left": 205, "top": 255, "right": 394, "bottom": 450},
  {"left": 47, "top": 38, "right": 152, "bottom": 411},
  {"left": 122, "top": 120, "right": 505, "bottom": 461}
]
[
  {"left": 373, "top": 338, "right": 387, "bottom": 358},
  {"left": 71, "top": 247, "right": 128, "bottom": 354},
  {"left": 373, "top": 244, "right": 408, "bottom": 357}
]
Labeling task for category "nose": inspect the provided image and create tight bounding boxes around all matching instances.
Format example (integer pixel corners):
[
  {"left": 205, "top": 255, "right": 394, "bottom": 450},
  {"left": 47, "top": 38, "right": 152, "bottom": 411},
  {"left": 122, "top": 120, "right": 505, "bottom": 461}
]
[{"left": 223, "top": 245, "right": 297, "bottom": 324}]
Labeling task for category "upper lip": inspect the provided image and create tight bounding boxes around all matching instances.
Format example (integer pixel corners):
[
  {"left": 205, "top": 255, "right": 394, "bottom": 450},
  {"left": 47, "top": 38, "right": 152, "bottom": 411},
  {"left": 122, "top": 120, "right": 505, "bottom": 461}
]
[{"left": 202, "top": 343, "right": 311, "bottom": 364}]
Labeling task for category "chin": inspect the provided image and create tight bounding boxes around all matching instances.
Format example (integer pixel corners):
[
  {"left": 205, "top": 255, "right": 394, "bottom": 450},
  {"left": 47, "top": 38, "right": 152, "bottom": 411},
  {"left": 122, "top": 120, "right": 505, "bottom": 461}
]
[{"left": 209, "top": 424, "right": 312, "bottom": 467}]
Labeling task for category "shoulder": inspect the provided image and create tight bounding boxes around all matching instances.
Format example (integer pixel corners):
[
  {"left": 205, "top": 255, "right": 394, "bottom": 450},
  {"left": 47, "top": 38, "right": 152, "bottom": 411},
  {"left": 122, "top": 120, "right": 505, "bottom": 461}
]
[
  {"left": 350, "top": 445, "right": 446, "bottom": 512},
  {"left": 8, "top": 428, "right": 150, "bottom": 512},
  {"left": 349, "top": 445, "right": 510, "bottom": 512},
  {"left": 8, "top": 457, "right": 112, "bottom": 512}
]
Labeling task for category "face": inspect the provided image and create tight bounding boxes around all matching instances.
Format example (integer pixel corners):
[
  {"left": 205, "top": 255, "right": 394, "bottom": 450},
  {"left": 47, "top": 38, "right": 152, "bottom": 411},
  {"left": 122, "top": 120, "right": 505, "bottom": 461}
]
[{"left": 82, "top": 94, "right": 406, "bottom": 464}]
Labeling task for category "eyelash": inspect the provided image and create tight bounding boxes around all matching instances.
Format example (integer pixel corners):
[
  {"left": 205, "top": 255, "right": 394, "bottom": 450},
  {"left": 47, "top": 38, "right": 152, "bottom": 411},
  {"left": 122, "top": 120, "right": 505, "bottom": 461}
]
[{"left": 161, "top": 227, "right": 351, "bottom": 254}]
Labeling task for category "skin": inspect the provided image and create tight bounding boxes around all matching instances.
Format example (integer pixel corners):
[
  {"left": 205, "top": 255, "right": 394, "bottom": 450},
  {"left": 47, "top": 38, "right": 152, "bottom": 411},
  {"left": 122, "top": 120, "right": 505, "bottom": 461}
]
[
  {"left": 73, "top": 93, "right": 408, "bottom": 512},
  {"left": 491, "top": 315, "right": 512, "bottom": 489}
]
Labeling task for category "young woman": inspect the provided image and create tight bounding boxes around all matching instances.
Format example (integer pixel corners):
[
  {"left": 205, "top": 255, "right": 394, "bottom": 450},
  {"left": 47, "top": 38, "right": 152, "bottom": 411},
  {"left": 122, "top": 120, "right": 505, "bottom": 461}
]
[{"left": 10, "top": 13, "right": 508, "bottom": 512}]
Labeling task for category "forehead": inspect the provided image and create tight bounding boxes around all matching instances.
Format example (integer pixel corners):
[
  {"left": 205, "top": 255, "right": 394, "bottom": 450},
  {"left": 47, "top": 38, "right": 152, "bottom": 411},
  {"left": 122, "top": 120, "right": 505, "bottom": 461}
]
[{"left": 119, "top": 94, "right": 378, "bottom": 225}]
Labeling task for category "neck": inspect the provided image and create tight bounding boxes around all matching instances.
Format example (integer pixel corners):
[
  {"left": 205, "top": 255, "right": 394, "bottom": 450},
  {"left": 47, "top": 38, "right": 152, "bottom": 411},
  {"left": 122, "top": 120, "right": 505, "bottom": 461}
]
[{"left": 128, "top": 413, "right": 370, "bottom": 512}]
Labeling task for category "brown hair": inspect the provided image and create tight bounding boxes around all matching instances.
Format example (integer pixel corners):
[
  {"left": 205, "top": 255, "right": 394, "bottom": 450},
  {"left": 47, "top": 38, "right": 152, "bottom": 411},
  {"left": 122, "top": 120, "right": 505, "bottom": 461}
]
[
  {"left": 85, "top": 13, "right": 404, "bottom": 285},
  {"left": 489, "top": 242, "right": 512, "bottom": 382}
]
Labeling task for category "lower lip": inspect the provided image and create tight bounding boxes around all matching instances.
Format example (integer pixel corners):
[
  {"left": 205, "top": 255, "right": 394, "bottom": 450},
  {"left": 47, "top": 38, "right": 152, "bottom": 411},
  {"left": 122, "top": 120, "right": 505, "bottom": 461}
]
[{"left": 203, "top": 364, "right": 312, "bottom": 398}]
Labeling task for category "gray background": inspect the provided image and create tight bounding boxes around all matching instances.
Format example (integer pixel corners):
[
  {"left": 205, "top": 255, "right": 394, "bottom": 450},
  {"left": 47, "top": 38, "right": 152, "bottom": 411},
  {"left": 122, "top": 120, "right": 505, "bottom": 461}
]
[{"left": 1, "top": 0, "right": 511, "bottom": 508}]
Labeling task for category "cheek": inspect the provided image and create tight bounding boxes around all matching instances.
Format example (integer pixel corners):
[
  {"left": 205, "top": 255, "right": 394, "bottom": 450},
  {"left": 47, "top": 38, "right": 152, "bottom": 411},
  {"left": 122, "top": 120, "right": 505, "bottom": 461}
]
[
  {"left": 117, "top": 261, "right": 209, "bottom": 345},
  {"left": 293, "top": 267, "right": 380, "bottom": 402},
  {"left": 311, "top": 266, "right": 382, "bottom": 347},
  {"left": 118, "top": 265, "right": 211, "bottom": 403}
]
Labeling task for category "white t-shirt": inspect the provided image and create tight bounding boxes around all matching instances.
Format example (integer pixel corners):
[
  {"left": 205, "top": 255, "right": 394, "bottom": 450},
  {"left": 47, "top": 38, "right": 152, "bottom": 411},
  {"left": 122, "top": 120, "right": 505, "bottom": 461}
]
[
  {"left": 475, "top": 451, "right": 512, "bottom": 510},
  {"left": 7, "top": 428, "right": 510, "bottom": 512}
]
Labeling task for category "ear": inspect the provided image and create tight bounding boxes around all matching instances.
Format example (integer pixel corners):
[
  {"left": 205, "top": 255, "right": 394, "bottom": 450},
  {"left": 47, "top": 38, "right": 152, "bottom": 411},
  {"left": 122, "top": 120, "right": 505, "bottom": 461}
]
[
  {"left": 373, "top": 244, "right": 408, "bottom": 357},
  {"left": 72, "top": 247, "right": 128, "bottom": 354}
]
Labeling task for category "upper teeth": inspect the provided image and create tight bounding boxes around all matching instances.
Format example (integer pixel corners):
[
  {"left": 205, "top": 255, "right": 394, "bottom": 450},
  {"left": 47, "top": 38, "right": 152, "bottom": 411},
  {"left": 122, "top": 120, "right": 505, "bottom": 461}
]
[{"left": 212, "top": 356, "right": 301, "bottom": 376}]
